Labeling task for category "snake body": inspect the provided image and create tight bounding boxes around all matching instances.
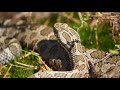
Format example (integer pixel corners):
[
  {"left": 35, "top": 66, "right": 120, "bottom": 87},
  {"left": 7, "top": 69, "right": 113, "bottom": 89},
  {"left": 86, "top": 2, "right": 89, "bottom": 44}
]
[
  {"left": 31, "top": 23, "right": 89, "bottom": 78},
  {"left": 0, "top": 19, "right": 120, "bottom": 78}
]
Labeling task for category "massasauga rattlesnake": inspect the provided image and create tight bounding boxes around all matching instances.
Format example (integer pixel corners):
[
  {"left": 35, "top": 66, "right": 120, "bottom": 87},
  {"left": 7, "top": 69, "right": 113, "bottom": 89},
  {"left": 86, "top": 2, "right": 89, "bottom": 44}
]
[{"left": 0, "top": 19, "right": 120, "bottom": 78}]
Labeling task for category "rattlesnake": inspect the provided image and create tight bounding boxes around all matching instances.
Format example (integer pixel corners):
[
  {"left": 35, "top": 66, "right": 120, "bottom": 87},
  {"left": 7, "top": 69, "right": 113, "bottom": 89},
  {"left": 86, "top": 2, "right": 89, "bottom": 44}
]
[{"left": 0, "top": 19, "right": 120, "bottom": 78}]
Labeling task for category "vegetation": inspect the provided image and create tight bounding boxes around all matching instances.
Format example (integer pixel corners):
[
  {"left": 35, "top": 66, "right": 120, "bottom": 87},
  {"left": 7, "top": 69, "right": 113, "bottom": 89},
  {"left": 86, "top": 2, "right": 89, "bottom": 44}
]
[{"left": 0, "top": 12, "right": 120, "bottom": 78}]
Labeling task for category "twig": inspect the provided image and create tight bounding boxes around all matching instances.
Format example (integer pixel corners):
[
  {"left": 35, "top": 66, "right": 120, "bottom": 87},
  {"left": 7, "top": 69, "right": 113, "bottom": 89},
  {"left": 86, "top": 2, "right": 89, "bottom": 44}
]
[
  {"left": 95, "top": 13, "right": 100, "bottom": 50},
  {"left": 15, "top": 61, "right": 37, "bottom": 69},
  {"left": 112, "top": 23, "right": 116, "bottom": 43},
  {"left": 3, "top": 64, "right": 13, "bottom": 78},
  {"left": 57, "top": 15, "right": 62, "bottom": 22},
  {"left": 22, "top": 49, "right": 39, "bottom": 56},
  {"left": 44, "top": 19, "right": 50, "bottom": 25},
  {"left": 38, "top": 57, "right": 52, "bottom": 71},
  {"left": 78, "top": 12, "right": 87, "bottom": 28},
  {"left": 11, "top": 64, "right": 37, "bottom": 70},
  {"left": 19, "top": 52, "right": 32, "bottom": 60},
  {"left": 95, "top": 28, "right": 99, "bottom": 50}
]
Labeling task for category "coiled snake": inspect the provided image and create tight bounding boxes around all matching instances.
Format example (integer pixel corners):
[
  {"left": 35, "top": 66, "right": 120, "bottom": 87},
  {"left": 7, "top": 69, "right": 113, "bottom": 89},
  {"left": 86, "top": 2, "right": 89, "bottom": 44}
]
[{"left": 0, "top": 20, "right": 120, "bottom": 78}]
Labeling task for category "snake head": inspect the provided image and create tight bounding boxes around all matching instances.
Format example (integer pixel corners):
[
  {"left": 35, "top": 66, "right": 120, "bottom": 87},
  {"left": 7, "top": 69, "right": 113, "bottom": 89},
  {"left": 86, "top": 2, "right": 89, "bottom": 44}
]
[{"left": 53, "top": 23, "right": 81, "bottom": 49}]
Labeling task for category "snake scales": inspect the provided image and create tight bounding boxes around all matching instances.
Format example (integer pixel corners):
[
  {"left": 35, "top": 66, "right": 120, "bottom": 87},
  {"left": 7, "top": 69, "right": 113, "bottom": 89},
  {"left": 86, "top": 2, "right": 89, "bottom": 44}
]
[{"left": 0, "top": 19, "right": 120, "bottom": 78}]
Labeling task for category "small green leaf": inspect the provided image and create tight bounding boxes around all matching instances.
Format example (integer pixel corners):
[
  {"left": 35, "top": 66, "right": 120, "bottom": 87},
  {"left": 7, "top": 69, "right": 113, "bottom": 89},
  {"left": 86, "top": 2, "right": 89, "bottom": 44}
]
[
  {"left": 115, "top": 45, "right": 120, "bottom": 49},
  {"left": 109, "top": 49, "right": 119, "bottom": 55}
]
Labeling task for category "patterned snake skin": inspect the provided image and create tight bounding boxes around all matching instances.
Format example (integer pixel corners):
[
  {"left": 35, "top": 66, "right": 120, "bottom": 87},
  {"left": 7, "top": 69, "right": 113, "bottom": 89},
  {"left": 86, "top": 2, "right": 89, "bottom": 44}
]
[{"left": 0, "top": 19, "right": 120, "bottom": 78}]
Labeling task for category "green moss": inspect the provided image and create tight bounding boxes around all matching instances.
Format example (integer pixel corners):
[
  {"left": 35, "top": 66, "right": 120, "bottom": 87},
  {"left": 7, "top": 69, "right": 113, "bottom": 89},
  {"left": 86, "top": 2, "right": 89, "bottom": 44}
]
[{"left": 10, "top": 67, "right": 34, "bottom": 78}]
